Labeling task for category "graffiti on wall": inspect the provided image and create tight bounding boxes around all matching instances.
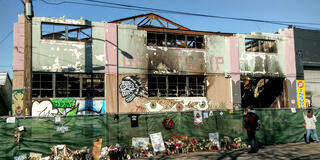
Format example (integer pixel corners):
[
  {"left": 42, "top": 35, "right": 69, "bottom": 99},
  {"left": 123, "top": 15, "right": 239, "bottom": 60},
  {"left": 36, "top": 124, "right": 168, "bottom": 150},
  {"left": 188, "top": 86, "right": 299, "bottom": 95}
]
[
  {"left": 142, "top": 99, "right": 210, "bottom": 112},
  {"left": 119, "top": 76, "right": 146, "bottom": 103},
  {"left": 32, "top": 98, "right": 106, "bottom": 117},
  {"left": 12, "top": 89, "right": 24, "bottom": 116}
]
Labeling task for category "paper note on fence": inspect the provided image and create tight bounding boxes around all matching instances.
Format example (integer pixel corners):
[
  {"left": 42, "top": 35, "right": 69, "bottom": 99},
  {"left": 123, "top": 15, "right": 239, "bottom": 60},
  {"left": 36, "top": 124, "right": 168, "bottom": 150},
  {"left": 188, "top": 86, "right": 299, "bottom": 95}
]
[
  {"left": 194, "top": 111, "right": 203, "bottom": 125},
  {"left": 6, "top": 117, "right": 16, "bottom": 124},
  {"left": 209, "top": 132, "right": 219, "bottom": 143},
  {"left": 150, "top": 132, "right": 165, "bottom": 152},
  {"left": 209, "top": 132, "right": 220, "bottom": 148},
  {"left": 132, "top": 137, "right": 149, "bottom": 149}
]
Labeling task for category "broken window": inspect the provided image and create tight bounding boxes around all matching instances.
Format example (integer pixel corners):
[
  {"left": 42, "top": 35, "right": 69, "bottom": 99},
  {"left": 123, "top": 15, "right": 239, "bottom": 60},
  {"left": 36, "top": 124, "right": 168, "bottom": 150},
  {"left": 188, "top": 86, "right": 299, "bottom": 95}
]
[
  {"left": 245, "top": 39, "right": 277, "bottom": 53},
  {"left": 187, "top": 35, "right": 204, "bottom": 49},
  {"left": 32, "top": 73, "right": 104, "bottom": 98},
  {"left": 41, "top": 23, "right": 92, "bottom": 42},
  {"left": 148, "top": 75, "right": 205, "bottom": 97},
  {"left": 82, "top": 74, "right": 104, "bottom": 97},
  {"left": 147, "top": 32, "right": 204, "bottom": 49},
  {"left": 240, "top": 77, "right": 284, "bottom": 108},
  {"left": 176, "top": 34, "right": 186, "bottom": 48},
  {"left": 56, "top": 74, "right": 80, "bottom": 97},
  {"left": 32, "top": 73, "right": 53, "bottom": 98},
  {"left": 147, "top": 32, "right": 165, "bottom": 46},
  {"left": 166, "top": 33, "right": 176, "bottom": 47}
]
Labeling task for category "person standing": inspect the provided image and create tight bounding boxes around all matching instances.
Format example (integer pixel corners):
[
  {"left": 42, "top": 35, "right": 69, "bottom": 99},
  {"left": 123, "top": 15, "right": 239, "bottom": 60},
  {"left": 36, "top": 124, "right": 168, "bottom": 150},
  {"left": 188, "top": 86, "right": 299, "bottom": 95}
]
[
  {"left": 304, "top": 109, "right": 319, "bottom": 144},
  {"left": 243, "top": 106, "right": 260, "bottom": 153}
]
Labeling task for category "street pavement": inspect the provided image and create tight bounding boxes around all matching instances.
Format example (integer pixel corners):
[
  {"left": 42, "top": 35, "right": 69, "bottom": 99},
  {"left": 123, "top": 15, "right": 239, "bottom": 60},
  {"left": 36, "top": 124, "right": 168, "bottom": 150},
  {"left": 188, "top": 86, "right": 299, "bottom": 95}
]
[{"left": 142, "top": 142, "right": 320, "bottom": 160}]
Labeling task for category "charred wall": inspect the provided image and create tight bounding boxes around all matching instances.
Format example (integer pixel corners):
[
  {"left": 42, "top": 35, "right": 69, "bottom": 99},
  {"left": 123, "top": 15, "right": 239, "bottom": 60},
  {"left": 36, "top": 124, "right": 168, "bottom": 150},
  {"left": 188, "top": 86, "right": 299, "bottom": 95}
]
[{"left": 114, "top": 23, "right": 233, "bottom": 113}]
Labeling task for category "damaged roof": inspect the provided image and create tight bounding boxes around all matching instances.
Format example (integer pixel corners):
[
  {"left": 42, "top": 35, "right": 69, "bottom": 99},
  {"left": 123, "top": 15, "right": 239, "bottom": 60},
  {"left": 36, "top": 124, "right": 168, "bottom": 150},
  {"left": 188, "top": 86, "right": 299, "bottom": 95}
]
[{"left": 111, "top": 13, "right": 234, "bottom": 36}]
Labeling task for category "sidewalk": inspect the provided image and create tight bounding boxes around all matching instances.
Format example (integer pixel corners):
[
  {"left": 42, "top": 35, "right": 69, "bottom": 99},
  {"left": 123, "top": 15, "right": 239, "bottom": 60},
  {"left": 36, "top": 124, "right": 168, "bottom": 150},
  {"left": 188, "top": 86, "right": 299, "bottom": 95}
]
[{"left": 141, "top": 142, "right": 320, "bottom": 160}]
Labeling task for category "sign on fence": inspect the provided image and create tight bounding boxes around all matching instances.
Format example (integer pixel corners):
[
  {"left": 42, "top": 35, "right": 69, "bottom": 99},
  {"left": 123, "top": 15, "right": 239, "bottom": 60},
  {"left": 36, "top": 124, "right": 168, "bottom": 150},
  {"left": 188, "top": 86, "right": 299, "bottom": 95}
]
[
  {"left": 132, "top": 137, "right": 149, "bottom": 149},
  {"left": 150, "top": 132, "right": 165, "bottom": 152}
]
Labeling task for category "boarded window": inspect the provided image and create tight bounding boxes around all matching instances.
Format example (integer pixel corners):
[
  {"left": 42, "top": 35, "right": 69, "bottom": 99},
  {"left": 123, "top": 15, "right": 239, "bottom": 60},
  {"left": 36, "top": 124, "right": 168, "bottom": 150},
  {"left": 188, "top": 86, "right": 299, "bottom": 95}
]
[
  {"left": 32, "top": 73, "right": 104, "bottom": 98},
  {"left": 148, "top": 75, "right": 205, "bottom": 97},
  {"left": 147, "top": 32, "right": 204, "bottom": 49},
  {"left": 245, "top": 39, "right": 277, "bottom": 53},
  {"left": 41, "top": 23, "right": 92, "bottom": 42}
]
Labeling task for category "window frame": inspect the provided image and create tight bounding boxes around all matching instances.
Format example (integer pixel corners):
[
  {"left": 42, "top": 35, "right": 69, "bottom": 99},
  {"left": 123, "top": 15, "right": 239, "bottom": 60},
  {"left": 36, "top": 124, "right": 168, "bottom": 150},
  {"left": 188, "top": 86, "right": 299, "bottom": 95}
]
[
  {"left": 147, "top": 32, "right": 205, "bottom": 49},
  {"left": 41, "top": 22, "right": 92, "bottom": 43},
  {"left": 148, "top": 74, "right": 206, "bottom": 97},
  {"left": 32, "top": 73, "right": 104, "bottom": 98},
  {"left": 245, "top": 38, "right": 277, "bottom": 53}
]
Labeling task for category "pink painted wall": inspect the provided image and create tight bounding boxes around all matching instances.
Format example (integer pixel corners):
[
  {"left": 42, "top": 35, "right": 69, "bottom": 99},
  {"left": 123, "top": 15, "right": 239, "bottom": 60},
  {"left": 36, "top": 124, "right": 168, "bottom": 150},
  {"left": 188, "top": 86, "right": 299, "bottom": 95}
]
[
  {"left": 229, "top": 36, "right": 241, "bottom": 105},
  {"left": 13, "top": 14, "right": 24, "bottom": 71},
  {"left": 229, "top": 37, "right": 240, "bottom": 82},
  {"left": 280, "top": 28, "right": 297, "bottom": 82},
  {"left": 279, "top": 28, "right": 297, "bottom": 108},
  {"left": 105, "top": 22, "right": 118, "bottom": 74}
]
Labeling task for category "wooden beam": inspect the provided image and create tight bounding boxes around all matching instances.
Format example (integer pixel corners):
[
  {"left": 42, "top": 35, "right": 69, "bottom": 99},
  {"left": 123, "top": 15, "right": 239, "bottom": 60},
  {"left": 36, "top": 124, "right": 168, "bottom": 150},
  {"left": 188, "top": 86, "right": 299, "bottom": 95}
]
[
  {"left": 138, "top": 26, "right": 234, "bottom": 36},
  {"left": 24, "top": 0, "right": 32, "bottom": 116},
  {"left": 155, "top": 17, "right": 166, "bottom": 28}
]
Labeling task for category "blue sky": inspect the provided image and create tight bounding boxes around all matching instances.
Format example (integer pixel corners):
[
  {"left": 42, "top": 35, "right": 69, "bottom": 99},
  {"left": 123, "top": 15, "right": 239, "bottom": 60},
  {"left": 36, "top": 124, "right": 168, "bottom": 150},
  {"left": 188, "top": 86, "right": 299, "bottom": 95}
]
[{"left": 0, "top": 0, "right": 320, "bottom": 78}]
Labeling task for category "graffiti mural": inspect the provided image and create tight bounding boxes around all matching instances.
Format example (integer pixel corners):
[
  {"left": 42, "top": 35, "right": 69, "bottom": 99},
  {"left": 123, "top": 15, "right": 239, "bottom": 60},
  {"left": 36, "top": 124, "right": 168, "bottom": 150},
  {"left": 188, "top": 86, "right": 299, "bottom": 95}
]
[
  {"left": 32, "top": 101, "right": 58, "bottom": 117},
  {"left": 119, "top": 76, "right": 146, "bottom": 103},
  {"left": 32, "top": 98, "right": 106, "bottom": 117},
  {"left": 144, "top": 99, "right": 210, "bottom": 112},
  {"left": 12, "top": 89, "right": 24, "bottom": 116}
]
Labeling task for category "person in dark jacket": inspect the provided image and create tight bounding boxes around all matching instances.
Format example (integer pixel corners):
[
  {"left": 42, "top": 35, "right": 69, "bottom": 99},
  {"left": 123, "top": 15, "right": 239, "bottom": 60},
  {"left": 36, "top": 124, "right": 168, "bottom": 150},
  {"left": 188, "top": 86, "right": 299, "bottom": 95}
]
[{"left": 243, "top": 106, "right": 260, "bottom": 153}]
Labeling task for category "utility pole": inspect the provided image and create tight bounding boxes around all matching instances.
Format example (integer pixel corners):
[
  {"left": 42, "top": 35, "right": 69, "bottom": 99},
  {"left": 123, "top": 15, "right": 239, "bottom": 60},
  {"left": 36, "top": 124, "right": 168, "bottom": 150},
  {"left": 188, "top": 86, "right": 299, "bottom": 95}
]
[{"left": 23, "top": 0, "right": 33, "bottom": 116}]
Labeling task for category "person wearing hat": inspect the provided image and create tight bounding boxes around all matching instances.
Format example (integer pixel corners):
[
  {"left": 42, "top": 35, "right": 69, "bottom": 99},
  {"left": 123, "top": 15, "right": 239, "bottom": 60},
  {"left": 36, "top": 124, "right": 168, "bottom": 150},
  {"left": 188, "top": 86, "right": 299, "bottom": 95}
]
[
  {"left": 304, "top": 109, "right": 319, "bottom": 144},
  {"left": 243, "top": 106, "right": 260, "bottom": 153}
]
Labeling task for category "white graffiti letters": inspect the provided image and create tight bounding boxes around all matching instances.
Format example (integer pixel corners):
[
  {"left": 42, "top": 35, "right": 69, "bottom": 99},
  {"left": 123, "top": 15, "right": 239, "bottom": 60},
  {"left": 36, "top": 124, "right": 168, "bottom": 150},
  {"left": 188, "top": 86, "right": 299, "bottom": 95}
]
[{"left": 32, "top": 101, "right": 58, "bottom": 117}]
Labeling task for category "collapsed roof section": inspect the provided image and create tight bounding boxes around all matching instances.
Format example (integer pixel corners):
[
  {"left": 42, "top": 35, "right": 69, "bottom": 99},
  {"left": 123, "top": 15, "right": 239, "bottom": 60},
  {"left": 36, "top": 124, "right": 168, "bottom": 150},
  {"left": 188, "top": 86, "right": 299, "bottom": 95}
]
[
  {"left": 111, "top": 13, "right": 234, "bottom": 36},
  {"left": 110, "top": 13, "right": 190, "bottom": 30}
]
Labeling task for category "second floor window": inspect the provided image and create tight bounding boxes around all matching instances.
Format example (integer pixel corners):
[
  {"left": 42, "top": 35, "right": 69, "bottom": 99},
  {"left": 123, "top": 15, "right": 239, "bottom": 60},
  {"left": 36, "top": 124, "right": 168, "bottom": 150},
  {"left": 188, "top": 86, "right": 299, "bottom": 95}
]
[
  {"left": 245, "top": 38, "right": 277, "bottom": 53},
  {"left": 41, "top": 23, "right": 92, "bottom": 42},
  {"left": 147, "top": 32, "right": 204, "bottom": 49},
  {"left": 148, "top": 75, "right": 206, "bottom": 97}
]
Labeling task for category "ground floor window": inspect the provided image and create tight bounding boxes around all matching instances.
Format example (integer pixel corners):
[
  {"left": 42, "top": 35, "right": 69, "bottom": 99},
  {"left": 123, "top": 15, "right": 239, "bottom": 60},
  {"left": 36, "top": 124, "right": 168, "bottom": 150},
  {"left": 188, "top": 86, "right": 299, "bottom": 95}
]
[
  {"left": 148, "top": 75, "right": 206, "bottom": 97},
  {"left": 241, "top": 77, "right": 285, "bottom": 108},
  {"left": 32, "top": 72, "right": 104, "bottom": 98}
]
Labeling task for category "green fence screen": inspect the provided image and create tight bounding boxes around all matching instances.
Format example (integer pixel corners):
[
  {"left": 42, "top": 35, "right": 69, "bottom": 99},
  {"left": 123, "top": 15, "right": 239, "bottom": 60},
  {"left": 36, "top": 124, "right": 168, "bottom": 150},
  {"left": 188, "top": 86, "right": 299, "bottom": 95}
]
[{"left": 0, "top": 109, "right": 317, "bottom": 158}]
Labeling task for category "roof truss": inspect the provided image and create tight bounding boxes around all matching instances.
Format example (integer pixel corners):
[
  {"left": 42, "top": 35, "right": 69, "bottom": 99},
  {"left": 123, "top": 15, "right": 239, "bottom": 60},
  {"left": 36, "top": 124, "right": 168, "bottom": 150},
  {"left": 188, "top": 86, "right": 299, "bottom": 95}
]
[{"left": 110, "top": 13, "right": 190, "bottom": 30}]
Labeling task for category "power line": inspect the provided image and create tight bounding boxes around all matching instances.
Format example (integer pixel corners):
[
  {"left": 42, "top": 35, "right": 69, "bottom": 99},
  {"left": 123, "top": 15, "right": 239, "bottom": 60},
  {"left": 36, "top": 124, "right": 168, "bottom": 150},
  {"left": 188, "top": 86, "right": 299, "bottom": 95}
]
[
  {"left": 85, "top": 0, "right": 320, "bottom": 26},
  {"left": 38, "top": 0, "right": 320, "bottom": 30},
  {"left": 0, "top": 30, "right": 13, "bottom": 46}
]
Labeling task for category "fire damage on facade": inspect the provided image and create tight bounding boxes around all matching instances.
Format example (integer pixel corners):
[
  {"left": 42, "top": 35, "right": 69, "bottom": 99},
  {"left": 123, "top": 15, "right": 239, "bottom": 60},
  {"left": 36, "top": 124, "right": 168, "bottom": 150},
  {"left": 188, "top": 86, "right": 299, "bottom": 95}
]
[{"left": 12, "top": 13, "right": 299, "bottom": 116}]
